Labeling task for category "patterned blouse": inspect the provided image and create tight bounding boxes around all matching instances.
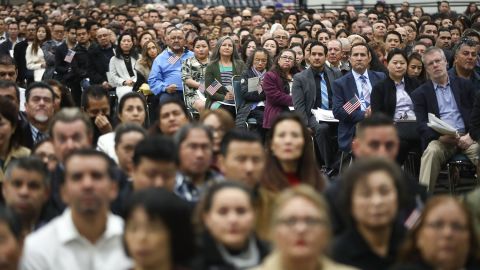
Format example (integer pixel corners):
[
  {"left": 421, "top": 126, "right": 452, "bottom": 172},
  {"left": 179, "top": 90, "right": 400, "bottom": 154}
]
[{"left": 181, "top": 56, "right": 209, "bottom": 108}]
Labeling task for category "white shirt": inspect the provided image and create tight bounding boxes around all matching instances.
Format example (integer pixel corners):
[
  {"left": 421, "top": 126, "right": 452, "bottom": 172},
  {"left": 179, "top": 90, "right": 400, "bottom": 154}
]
[
  {"left": 21, "top": 208, "right": 133, "bottom": 270},
  {"left": 96, "top": 132, "right": 119, "bottom": 164},
  {"left": 352, "top": 69, "right": 372, "bottom": 111}
]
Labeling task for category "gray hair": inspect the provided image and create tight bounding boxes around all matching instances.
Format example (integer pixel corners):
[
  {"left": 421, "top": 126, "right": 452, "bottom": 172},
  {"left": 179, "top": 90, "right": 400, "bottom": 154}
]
[
  {"left": 209, "top": 36, "right": 241, "bottom": 63},
  {"left": 422, "top": 46, "right": 446, "bottom": 64},
  {"left": 4, "top": 157, "right": 50, "bottom": 187}
]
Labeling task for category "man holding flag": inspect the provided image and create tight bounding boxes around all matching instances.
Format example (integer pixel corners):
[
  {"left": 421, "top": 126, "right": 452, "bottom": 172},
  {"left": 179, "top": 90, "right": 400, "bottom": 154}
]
[
  {"left": 148, "top": 28, "right": 194, "bottom": 105},
  {"left": 333, "top": 42, "right": 386, "bottom": 153}
]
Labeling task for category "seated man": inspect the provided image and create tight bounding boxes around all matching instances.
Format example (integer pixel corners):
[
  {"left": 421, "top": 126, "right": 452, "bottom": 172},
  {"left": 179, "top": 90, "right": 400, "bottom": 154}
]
[
  {"left": 293, "top": 41, "right": 342, "bottom": 170},
  {"left": 412, "top": 47, "right": 477, "bottom": 192}
]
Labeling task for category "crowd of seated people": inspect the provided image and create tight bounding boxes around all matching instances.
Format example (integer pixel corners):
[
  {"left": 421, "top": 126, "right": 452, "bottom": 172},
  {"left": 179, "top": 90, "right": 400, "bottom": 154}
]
[{"left": 1, "top": 1, "right": 480, "bottom": 269}]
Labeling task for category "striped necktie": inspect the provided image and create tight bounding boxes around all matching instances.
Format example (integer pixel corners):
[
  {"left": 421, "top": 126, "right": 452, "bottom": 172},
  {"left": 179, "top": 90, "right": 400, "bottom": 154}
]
[
  {"left": 360, "top": 75, "right": 370, "bottom": 108},
  {"left": 320, "top": 73, "right": 329, "bottom": 109}
]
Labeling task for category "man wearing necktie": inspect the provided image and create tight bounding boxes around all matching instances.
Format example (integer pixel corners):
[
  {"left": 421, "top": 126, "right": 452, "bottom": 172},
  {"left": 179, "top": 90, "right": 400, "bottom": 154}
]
[
  {"left": 293, "top": 41, "right": 342, "bottom": 170},
  {"left": 332, "top": 43, "right": 386, "bottom": 153},
  {"left": 412, "top": 47, "right": 477, "bottom": 192}
]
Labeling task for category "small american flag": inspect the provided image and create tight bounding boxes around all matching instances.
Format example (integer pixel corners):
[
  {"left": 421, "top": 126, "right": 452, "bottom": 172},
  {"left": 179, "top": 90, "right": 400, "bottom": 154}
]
[
  {"left": 64, "top": 49, "right": 75, "bottom": 63},
  {"left": 404, "top": 196, "right": 424, "bottom": 229},
  {"left": 167, "top": 54, "right": 180, "bottom": 64},
  {"left": 206, "top": 80, "right": 222, "bottom": 96},
  {"left": 404, "top": 208, "right": 422, "bottom": 229},
  {"left": 343, "top": 96, "right": 361, "bottom": 114}
]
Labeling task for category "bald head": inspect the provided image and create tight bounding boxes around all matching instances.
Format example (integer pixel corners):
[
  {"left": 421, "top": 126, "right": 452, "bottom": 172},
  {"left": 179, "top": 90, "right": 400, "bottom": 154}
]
[{"left": 96, "top": 27, "right": 111, "bottom": 48}]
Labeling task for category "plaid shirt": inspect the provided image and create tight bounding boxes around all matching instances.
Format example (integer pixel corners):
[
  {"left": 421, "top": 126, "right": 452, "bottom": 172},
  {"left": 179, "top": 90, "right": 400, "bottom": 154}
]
[{"left": 174, "top": 170, "right": 223, "bottom": 203}]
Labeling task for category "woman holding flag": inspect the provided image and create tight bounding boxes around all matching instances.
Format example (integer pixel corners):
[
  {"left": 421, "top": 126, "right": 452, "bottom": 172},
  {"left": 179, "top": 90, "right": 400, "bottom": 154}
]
[
  {"left": 182, "top": 37, "right": 210, "bottom": 113},
  {"left": 204, "top": 36, "right": 246, "bottom": 115}
]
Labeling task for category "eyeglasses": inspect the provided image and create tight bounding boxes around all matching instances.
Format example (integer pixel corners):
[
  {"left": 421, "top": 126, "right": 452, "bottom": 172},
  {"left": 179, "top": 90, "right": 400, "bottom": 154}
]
[
  {"left": 242, "top": 16, "right": 251, "bottom": 20},
  {"left": 276, "top": 216, "right": 327, "bottom": 229},
  {"left": 425, "top": 220, "right": 468, "bottom": 233},
  {"left": 254, "top": 59, "right": 267, "bottom": 63},
  {"left": 274, "top": 35, "right": 289, "bottom": 40},
  {"left": 280, "top": 55, "right": 295, "bottom": 61}
]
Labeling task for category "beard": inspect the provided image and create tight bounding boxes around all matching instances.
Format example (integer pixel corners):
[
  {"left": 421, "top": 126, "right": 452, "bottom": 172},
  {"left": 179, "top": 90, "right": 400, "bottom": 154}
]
[{"left": 34, "top": 114, "right": 49, "bottom": 123}]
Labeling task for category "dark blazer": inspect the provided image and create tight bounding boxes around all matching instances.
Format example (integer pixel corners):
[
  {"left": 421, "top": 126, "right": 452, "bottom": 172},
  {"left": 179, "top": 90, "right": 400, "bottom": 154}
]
[
  {"left": 54, "top": 42, "right": 73, "bottom": 83},
  {"left": 0, "top": 39, "right": 12, "bottom": 56},
  {"left": 204, "top": 59, "right": 246, "bottom": 109},
  {"left": 235, "top": 67, "right": 266, "bottom": 129},
  {"left": 263, "top": 70, "right": 293, "bottom": 128},
  {"left": 87, "top": 43, "right": 115, "bottom": 85},
  {"left": 13, "top": 40, "right": 29, "bottom": 86},
  {"left": 292, "top": 66, "right": 342, "bottom": 126},
  {"left": 332, "top": 70, "right": 386, "bottom": 152},
  {"left": 371, "top": 76, "right": 421, "bottom": 118},
  {"left": 470, "top": 92, "right": 480, "bottom": 141},
  {"left": 18, "top": 116, "right": 34, "bottom": 150},
  {"left": 411, "top": 75, "right": 475, "bottom": 146}
]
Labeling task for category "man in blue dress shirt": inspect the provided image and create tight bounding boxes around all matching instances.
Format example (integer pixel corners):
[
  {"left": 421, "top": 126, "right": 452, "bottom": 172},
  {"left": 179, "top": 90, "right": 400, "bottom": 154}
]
[
  {"left": 412, "top": 47, "right": 477, "bottom": 192},
  {"left": 148, "top": 28, "right": 194, "bottom": 104}
]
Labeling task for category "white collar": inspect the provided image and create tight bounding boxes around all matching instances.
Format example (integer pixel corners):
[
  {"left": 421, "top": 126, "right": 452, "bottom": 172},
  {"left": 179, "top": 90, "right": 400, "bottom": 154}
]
[
  {"left": 57, "top": 208, "right": 123, "bottom": 245},
  {"left": 352, "top": 69, "right": 369, "bottom": 80}
]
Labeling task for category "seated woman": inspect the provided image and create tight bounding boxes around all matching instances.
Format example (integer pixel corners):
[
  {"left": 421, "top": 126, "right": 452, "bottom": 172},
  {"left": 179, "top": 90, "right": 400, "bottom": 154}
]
[
  {"left": 149, "top": 100, "right": 190, "bottom": 137},
  {"left": 200, "top": 109, "right": 235, "bottom": 171},
  {"left": 0, "top": 97, "right": 30, "bottom": 183},
  {"left": 236, "top": 48, "right": 271, "bottom": 135},
  {"left": 32, "top": 138, "right": 57, "bottom": 172},
  {"left": 204, "top": 36, "right": 246, "bottom": 116},
  {"left": 96, "top": 92, "right": 147, "bottom": 163},
  {"left": 371, "top": 48, "right": 421, "bottom": 165},
  {"left": 263, "top": 49, "right": 299, "bottom": 129},
  {"left": 0, "top": 205, "right": 23, "bottom": 270},
  {"left": 182, "top": 37, "right": 210, "bottom": 113},
  {"left": 253, "top": 185, "right": 358, "bottom": 270},
  {"left": 193, "top": 181, "right": 270, "bottom": 269},
  {"left": 406, "top": 52, "right": 426, "bottom": 84},
  {"left": 391, "top": 196, "right": 480, "bottom": 270},
  {"left": 332, "top": 158, "right": 407, "bottom": 270},
  {"left": 108, "top": 32, "right": 138, "bottom": 100},
  {"left": 123, "top": 188, "right": 195, "bottom": 270},
  {"left": 262, "top": 113, "right": 325, "bottom": 192},
  {"left": 133, "top": 40, "right": 160, "bottom": 125}
]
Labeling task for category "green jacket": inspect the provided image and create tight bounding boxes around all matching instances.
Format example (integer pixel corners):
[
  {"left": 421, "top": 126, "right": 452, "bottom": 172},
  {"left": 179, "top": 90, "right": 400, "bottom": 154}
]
[{"left": 204, "top": 59, "right": 246, "bottom": 109}]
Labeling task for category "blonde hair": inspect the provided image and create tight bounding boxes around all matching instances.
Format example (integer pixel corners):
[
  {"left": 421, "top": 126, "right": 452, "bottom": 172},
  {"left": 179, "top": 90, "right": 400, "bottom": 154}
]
[{"left": 271, "top": 185, "right": 331, "bottom": 229}]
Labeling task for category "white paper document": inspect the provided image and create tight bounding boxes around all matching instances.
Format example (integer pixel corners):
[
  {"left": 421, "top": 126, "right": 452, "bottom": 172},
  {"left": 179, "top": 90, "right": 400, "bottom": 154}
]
[
  {"left": 427, "top": 113, "right": 457, "bottom": 135},
  {"left": 311, "top": 108, "right": 339, "bottom": 122},
  {"left": 248, "top": 77, "right": 260, "bottom": 92}
]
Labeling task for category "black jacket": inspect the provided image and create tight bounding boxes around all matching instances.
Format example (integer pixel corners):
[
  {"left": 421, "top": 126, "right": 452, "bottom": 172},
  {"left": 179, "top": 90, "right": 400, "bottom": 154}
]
[
  {"left": 332, "top": 222, "right": 406, "bottom": 270},
  {"left": 0, "top": 39, "right": 12, "bottom": 56},
  {"left": 87, "top": 43, "right": 115, "bottom": 85},
  {"left": 192, "top": 231, "right": 270, "bottom": 270},
  {"left": 71, "top": 43, "right": 90, "bottom": 81},
  {"left": 371, "top": 76, "right": 421, "bottom": 118},
  {"left": 235, "top": 68, "right": 266, "bottom": 129},
  {"left": 54, "top": 42, "right": 73, "bottom": 83},
  {"left": 469, "top": 91, "right": 480, "bottom": 141},
  {"left": 13, "top": 40, "right": 29, "bottom": 86}
]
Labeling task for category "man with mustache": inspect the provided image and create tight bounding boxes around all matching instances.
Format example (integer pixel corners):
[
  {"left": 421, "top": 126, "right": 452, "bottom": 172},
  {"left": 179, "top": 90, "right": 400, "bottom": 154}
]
[
  {"left": 21, "top": 82, "right": 55, "bottom": 150},
  {"left": 448, "top": 38, "right": 480, "bottom": 92},
  {"left": 148, "top": 28, "right": 193, "bottom": 104}
]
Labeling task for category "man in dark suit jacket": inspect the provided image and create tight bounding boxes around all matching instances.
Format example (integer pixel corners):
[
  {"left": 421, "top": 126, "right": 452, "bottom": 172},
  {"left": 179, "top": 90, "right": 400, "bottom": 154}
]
[
  {"left": 333, "top": 43, "right": 386, "bottom": 152},
  {"left": 412, "top": 47, "right": 477, "bottom": 192},
  {"left": 293, "top": 41, "right": 342, "bottom": 169}
]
